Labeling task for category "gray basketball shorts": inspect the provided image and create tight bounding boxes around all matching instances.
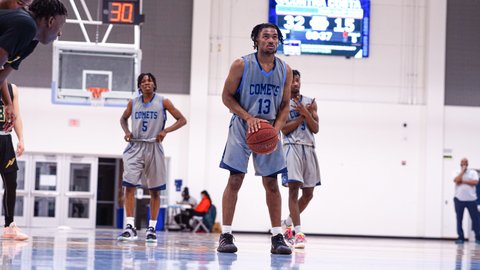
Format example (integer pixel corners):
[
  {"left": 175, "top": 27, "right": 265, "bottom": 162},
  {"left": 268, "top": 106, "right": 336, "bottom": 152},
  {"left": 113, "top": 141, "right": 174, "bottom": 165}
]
[
  {"left": 122, "top": 141, "right": 167, "bottom": 190},
  {"left": 281, "top": 144, "right": 321, "bottom": 188},
  {"left": 220, "top": 115, "right": 287, "bottom": 176}
]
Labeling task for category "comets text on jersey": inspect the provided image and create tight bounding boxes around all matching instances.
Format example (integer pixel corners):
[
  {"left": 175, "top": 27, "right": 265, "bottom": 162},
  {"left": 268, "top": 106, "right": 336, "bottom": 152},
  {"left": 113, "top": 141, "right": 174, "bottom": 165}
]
[
  {"left": 134, "top": 111, "right": 158, "bottom": 120},
  {"left": 249, "top": 83, "right": 280, "bottom": 96}
]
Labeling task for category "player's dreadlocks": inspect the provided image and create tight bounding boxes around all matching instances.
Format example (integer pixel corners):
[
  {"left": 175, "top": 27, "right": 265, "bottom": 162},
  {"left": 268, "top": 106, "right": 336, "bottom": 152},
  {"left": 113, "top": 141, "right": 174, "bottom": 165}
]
[
  {"left": 137, "top": 73, "right": 157, "bottom": 92},
  {"left": 250, "top": 23, "right": 284, "bottom": 50},
  {"left": 28, "top": 0, "right": 68, "bottom": 19}
]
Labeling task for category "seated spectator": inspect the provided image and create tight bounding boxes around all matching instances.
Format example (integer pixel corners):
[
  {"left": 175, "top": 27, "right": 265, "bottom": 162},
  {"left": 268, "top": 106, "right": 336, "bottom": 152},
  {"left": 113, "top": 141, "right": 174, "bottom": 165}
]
[
  {"left": 177, "top": 187, "right": 197, "bottom": 207},
  {"left": 176, "top": 190, "right": 212, "bottom": 231}
]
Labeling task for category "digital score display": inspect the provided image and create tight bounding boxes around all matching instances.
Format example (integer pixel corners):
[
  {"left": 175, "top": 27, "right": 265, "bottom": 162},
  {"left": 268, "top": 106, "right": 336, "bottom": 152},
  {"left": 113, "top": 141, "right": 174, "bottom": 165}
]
[
  {"left": 269, "top": 0, "right": 370, "bottom": 58},
  {"left": 102, "top": 0, "right": 145, "bottom": 25}
]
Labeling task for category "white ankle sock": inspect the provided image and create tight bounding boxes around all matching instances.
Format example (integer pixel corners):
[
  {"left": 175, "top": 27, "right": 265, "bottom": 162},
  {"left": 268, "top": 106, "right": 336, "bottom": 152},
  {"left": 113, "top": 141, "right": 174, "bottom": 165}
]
[
  {"left": 126, "top": 217, "right": 135, "bottom": 227},
  {"left": 149, "top": 220, "right": 157, "bottom": 229},
  {"left": 222, "top": 225, "right": 232, "bottom": 234},
  {"left": 271, "top": 227, "right": 282, "bottom": 236},
  {"left": 294, "top": 225, "right": 302, "bottom": 234},
  {"left": 285, "top": 216, "right": 293, "bottom": 226}
]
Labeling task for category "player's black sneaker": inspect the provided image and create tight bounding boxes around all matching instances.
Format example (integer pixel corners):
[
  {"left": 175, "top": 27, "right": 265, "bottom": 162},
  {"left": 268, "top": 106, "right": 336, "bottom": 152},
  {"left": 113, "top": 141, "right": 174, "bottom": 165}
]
[
  {"left": 217, "top": 233, "right": 238, "bottom": 253},
  {"left": 117, "top": 224, "right": 138, "bottom": 241},
  {"left": 145, "top": 226, "right": 157, "bottom": 243},
  {"left": 271, "top": 233, "right": 292, "bottom": 255}
]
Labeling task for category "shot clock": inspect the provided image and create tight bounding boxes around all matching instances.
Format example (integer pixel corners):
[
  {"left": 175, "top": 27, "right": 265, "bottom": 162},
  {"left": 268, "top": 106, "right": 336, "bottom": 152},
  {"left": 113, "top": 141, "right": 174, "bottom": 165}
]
[
  {"left": 102, "top": 0, "right": 145, "bottom": 25},
  {"left": 269, "top": 0, "right": 370, "bottom": 58}
]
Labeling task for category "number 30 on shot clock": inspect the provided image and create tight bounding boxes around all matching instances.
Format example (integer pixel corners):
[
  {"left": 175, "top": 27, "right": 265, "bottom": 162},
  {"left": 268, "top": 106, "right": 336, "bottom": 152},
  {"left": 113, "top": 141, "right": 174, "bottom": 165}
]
[{"left": 102, "top": 0, "right": 145, "bottom": 25}]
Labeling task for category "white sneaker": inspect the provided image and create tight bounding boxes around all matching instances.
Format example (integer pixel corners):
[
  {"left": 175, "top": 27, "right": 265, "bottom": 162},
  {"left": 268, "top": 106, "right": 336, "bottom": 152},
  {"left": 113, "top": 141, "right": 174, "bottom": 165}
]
[{"left": 2, "top": 222, "right": 28, "bottom": 241}]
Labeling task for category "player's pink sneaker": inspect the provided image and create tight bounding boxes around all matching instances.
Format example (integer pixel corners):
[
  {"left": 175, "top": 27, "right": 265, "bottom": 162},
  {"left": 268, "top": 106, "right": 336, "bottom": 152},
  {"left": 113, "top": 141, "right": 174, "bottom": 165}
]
[
  {"left": 283, "top": 226, "right": 295, "bottom": 247},
  {"left": 294, "top": 232, "right": 306, "bottom": 249},
  {"left": 2, "top": 222, "right": 28, "bottom": 241}
]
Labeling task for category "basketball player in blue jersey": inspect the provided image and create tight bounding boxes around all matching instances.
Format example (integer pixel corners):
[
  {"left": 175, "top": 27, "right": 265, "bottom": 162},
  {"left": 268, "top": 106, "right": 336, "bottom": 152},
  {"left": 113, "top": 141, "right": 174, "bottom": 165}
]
[
  {"left": 281, "top": 70, "right": 321, "bottom": 249},
  {"left": 118, "top": 73, "right": 187, "bottom": 243},
  {"left": 217, "top": 23, "right": 293, "bottom": 255},
  {"left": 0, "top": 83, "right": 27, "bottom": 240}
]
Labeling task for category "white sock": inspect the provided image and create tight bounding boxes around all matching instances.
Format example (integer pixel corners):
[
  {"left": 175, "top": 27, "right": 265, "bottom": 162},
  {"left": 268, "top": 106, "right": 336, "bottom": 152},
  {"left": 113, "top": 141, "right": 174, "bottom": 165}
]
[
  {"left": 285, "top": 216, "right": 293, "bottom": 226},
  {"left": 149, "top": 220, "right": 157, "bottom": 229},
  {"left": 271, "top": 227, "right": 282, "bottom": 236},
  {"left": 294, "top": 225, "right": 302, "bottom": 234},
  {"left": 222, "top": 225, "right": 232, "bottom": 234},
  {"left": 126, "top": 217, "right": 135, "bottom": 228}
]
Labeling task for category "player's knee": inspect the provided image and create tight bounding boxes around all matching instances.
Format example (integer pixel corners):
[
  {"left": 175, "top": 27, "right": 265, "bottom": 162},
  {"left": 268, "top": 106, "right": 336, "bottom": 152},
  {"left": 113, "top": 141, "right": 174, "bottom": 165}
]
[
  {"left": 125, "top": 187, "right": 136, "bottom": 195},
  {"left": 303, "top": 192, "right": 314, "bottom": 202},
  {"left": 264, "top": 180, "right": 280, "bottom": 194},
  {"left": 227, "top": 174, "right": 244, "bottom": 191},
  {"left": 150, "top": 190, "right": 160, "bottom": 198}
]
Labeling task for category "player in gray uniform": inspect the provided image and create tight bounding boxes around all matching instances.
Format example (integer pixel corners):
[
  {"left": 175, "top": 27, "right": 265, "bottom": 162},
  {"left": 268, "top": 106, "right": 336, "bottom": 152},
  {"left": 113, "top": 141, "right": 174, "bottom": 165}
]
[
  {"left": 217, "top": 23, "right": 293, "bottom": 255},
  {"left": 119, "top": 73, "right": 187, "bottom": 243},
  {"left": 281, "top": 69, "right": 320, "bottom": 249}
]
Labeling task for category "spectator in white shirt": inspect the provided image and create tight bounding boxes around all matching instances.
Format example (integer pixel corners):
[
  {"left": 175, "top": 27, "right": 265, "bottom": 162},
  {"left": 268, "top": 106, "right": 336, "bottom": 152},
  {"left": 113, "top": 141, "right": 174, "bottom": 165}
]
[{"left": 454, "top": 158, "right": 480, "bottom": 244}]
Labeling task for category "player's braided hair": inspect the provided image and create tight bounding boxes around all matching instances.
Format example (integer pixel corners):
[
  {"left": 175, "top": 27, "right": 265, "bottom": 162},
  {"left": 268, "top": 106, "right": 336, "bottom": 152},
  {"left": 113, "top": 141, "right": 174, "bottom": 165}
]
[
  {"left": 137, "top": 73, "right": 157, "bottom": 92},
  {"left": 28, "top": 0, "right": 68, "bottom": 19},
  {"left": 250, "top": 23, "right": 284, "bottom": 50}
]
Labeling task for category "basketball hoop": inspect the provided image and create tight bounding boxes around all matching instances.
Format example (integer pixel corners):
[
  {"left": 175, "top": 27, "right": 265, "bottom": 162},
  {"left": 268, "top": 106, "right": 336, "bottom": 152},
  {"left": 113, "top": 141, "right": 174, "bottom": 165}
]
[{"left": 87, "top": 87, "right": 109, "bottom": 106}]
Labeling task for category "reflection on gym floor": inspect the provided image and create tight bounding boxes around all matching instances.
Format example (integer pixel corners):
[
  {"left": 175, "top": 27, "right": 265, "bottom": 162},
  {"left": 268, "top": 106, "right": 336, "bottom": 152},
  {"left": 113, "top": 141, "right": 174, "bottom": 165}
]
[{"left": 0, "top": 228, "right": 478, "bottom": 269}]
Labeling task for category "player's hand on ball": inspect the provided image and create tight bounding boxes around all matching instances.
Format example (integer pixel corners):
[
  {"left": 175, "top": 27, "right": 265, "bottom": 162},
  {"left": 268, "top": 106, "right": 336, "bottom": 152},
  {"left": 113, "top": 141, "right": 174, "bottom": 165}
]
[{"left": 246, "top": 117, "right": 268, "bottom": 134}]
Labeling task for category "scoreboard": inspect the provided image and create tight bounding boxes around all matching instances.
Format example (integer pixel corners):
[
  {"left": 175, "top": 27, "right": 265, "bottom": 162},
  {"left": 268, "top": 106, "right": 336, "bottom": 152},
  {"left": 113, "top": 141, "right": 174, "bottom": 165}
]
[
  {"left": 102, "top": 0, "right": 144, "bottom": 25},
  {"left": 269, "top": 0, "right": 370, "bottom": 58}
]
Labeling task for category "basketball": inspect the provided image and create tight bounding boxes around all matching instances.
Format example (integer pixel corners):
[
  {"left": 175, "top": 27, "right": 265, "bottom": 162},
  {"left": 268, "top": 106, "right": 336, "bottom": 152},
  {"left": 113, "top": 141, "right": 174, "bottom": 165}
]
[{"left": 246, "top": 122, "right": 279, "bottom": 154}]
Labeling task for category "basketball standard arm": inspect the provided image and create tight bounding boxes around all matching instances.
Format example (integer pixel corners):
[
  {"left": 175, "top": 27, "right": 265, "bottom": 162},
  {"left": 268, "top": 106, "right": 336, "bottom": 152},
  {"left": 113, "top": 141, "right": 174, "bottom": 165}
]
[
  {"left": 273, "top": 64, "right": 292, "bottom": 134},
  {"left": 222, "top": 58, "right": 266, "bottom": 134},
  {"left": 120, "top": 100, "right": 133, "bottom": 141}
]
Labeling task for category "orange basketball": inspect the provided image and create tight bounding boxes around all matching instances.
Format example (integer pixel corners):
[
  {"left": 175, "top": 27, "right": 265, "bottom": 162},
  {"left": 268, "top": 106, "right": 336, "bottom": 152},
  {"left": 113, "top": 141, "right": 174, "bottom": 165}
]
[{"left": 246, "top": 122, "right": 278, "bottom": 154}]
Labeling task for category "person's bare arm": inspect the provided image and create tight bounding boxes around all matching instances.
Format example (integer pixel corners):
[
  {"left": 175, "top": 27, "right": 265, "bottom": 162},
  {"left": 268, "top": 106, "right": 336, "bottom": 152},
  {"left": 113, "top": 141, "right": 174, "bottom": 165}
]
[
  {"left": 303, "top": 99, "right": 319, "bottom": 133},
  {"left": 120, "top": 100, "right": 133, "bottom": 142},
  {"left": 273, "top": 64, "right": 292, "bottom": 133},
  {"left": 157, "top": 98, "right": 187, "bottom": 142},
  {"left": 11, "top": 84, "right": 24, "bottom": 156},
  {"left": 281, "top": 116, "right": 303, "bottom": 135},
  {"left": 0, "top": 67, "right": 16, "bottom": 130},
  {"left": 222, "top": 58, "right": 267, "bottom": 134}
]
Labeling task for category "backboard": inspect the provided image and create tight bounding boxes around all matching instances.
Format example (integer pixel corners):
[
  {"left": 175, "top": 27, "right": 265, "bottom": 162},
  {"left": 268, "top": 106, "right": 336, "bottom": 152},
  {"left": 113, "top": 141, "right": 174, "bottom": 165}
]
[{"left": 52, "top": 41, "right": 141, "bottom": 107}]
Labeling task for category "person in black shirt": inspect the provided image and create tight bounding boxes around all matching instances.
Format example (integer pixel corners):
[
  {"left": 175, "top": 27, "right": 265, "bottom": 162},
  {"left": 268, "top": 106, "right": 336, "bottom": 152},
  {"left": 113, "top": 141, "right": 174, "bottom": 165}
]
[{"left": 0, "top": 0, "right": 67, "bottom": 131}]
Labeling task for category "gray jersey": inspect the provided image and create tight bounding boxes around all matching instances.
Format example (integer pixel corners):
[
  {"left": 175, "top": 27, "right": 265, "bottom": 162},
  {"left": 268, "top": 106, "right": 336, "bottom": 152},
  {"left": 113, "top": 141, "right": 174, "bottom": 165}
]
[
  {"left": 123, "top": 93, "right": 167, "bottom": 190},
  {"left": 282, "top": 96, "right": 316, "bottom": 147},
  {"left": 131, "top": 94, "right": 166, "bottom": 140},
  {"left": 219, "top": 53, "right": 288, "bottom": 176},
  {"left": 235, "top": 53, "right": 287, "bottom": 121}
]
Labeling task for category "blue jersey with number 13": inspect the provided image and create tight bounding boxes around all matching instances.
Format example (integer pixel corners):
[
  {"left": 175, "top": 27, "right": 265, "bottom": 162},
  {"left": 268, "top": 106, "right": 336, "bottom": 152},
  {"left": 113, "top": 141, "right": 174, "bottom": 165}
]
[{"left": 235, "top": 53, "right": 287, "bottom": 121}]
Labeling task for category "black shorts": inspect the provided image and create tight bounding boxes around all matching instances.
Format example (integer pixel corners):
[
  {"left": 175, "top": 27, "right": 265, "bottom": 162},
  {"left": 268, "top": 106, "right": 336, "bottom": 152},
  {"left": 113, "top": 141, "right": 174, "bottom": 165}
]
[{"left": 0, "top": 134, "right": 18, "bottom": 174}]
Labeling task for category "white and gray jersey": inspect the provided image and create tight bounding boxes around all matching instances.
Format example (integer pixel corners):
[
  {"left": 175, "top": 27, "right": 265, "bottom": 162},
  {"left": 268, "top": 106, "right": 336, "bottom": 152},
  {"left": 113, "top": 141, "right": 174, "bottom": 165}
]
[
  {"left": 235, "top": 53, "right": 287, "bottom": 121},
  {"left": 282, "top": 95, "right": 316, "bottom": 147},
  {"left": 131, "top": 93, "right": 166, "bottom": 140}
]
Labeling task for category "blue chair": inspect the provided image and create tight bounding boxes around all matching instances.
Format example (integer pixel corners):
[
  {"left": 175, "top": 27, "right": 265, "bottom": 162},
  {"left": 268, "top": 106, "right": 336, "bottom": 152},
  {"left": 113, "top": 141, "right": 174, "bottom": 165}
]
[{"left": 192, "top": 205, "right": 216, "bottom": 233}]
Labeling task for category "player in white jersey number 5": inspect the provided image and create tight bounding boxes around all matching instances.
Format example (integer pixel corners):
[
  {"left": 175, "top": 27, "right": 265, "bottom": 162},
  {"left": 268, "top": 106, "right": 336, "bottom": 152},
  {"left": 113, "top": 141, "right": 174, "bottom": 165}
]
[{"left": 119, "top": 73, "right": 187, "bottom": 243}]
